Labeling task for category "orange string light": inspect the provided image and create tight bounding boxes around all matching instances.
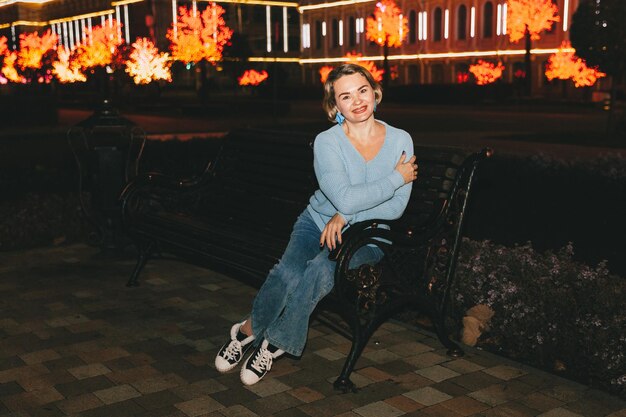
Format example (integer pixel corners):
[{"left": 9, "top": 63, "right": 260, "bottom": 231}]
[
  {"left": 74, "top": 19, "right": 124, "bottom": 68},
  {"left": 125, "top": 37, "right": 172, "bottom": 85},
  {"left": 365, "top": 0, "right": 408, "bottom": 48},
  {"left": 167, "top": 4, "right": 233, "bottom": 65},
  {"left": 507, "top": 0, "right": 559, "bottom": 43},
  {"left": 545, "top": 41, "right": 606, "bottom": 88},
  {"left": 469, "top": 60, "right": 505, "bottom": 85},
  {"left": 17, "top": 30, "right": 57, "bottom": 69},
  {"left": 319, "top": 53, "right": 385, "bottom": 84},
  {"left": 52, "top": 45, "right": 87, "bottom": 83},
  {"left": 238, "top": 69, "right": 269, "bottom": 86}
]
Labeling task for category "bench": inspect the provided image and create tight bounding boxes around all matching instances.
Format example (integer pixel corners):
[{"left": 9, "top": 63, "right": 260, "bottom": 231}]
[{"left": 120, "top": 127, "right": 491, "bottom": 392}]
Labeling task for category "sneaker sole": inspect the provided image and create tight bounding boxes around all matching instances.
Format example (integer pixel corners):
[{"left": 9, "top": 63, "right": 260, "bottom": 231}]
[{"left": 215, "top": 343, "right": 252, "bottom": 373}]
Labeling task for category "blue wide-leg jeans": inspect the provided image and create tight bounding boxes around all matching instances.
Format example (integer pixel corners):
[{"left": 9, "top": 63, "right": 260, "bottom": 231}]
[{"left": 250, "top": 209, "right": 383, "bottom": 357}]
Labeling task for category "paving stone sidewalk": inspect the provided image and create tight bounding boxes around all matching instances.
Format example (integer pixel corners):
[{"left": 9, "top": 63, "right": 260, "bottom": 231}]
[{"left": 0, "top": 244, "right": 624, "bottom": 417}]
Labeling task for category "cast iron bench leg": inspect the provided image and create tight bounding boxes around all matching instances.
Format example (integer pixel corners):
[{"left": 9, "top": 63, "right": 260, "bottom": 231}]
[
  {"left": 333, "top": 323, "right": 362, "bottom": 393},
  {"left": 435, "top": 314, "right": 465, "bottom": 357},
  {"left": 126, "top": 241, "right": 154, "bottom": 287}
]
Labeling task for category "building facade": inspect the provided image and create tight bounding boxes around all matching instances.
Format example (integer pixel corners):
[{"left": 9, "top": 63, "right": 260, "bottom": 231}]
[
  {"left": 299, "top": 0, "right": 580, "bottom": 89},
  {"left": 0, "top": 0, "right": 581, "bottom": 89}
]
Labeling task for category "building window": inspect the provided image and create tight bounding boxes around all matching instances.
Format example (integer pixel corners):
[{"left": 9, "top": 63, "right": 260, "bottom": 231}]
[
  {"left": 408, "top": 64, "right": 420, "bottom": 83},
  {"left": 431, "top": 64, "right": 444, "bottom": 83},
  {"left": 302, "top": 23, "right": 310, "bottom": 48},
  {"left": 418, "top": 11, "right": 427, "bottom": 40},
  {"left": 331, "top": 18, "right": 339, "bottom": 48},
  {"left": 433, "top": 7, "right": 442, "bottom": 42},
  {"left": 483, "top": 1, "right": 493, "bottom": 38},
  {"left": 409, "top": 10, "right": 416, "bottom": 44},
  {"left": 349, "top": 16, "right": 356, "bottom": 46},
  {"left": 315, "top": 20, "right": 322, "bottom": 49},
  {"left": 457, "top": 5, "right": 467, "bottom": 40}
]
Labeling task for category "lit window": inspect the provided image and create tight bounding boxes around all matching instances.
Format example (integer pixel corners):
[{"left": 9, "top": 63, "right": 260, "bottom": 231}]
[
  {"left": 339, "top": 19, "right": 343, "bottom": 46},
  {"left": 496, "top": 3, "right": 501, "bottom": 36},
  {"left": 266, "top": 6, "right": 271, "bottom": 52}
]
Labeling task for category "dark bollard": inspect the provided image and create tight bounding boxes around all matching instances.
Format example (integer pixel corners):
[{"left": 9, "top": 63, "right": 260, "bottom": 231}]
[{"left": 68, "top": 100, "right": 146, "bottom": 250}]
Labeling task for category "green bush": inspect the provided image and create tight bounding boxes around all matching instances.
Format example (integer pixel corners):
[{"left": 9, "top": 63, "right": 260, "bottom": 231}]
[{"left": 454, "top": 238, "right": 626, "bottom": 398}]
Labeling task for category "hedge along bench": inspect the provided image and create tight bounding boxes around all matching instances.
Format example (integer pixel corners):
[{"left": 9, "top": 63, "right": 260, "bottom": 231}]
[{"left": 120, "top": 127, "right": 491, "bottom": 392}]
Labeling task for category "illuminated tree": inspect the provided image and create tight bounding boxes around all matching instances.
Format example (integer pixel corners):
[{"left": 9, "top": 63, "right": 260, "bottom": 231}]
[
  {"left": 74, "top": 19, "right": 124, "bottom": 69},
  {"left": 0, "top": 36, "right": 7, "bottom": 83},
  {"left": 319, "top": 65, "right": 333, "bottom": 83},
  {"left": 545, "top": 41, "right": 606, "bottom": 88},
  {"left": 2, "top": 51, "right": 25, "bottom": 83},
  {"left": 0, "top": 36, "right": 7, "bottom": 55},
  {"left": 167, "top": 4, "right": 233, "bottom": 65},
  {"left": 507, "top": 0, "right": 559, "bottom": 95},
  {"left": 470, "top": 60, "right": 505, "bottom": 85},
  {"left": 319, "top": 54, "right": 385, "bottom": 84},
  {"left": 52, "top": 45, "right": 87, "bottom": 83},
  {"left": 125, "top": 37, "right": 172, "bottom": 85},
  {"left": 366, "top": 0, "right": 407, "bottom": 87},
  {"left": 238, "top": 69, "right": 268, "bottom": 86},
  {"left": 17, "top": 30, "right": 57, "bottom": 70},
  {"left": 345, "top": 52, "right": 384, "bottom": 82},
  {"left": 167, "top": 4, "right": 233, "bottom": 98}
]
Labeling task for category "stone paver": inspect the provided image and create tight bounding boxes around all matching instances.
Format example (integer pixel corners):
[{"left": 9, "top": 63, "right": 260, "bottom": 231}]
[
  {"left": 404, "top": 386, "right": 454, "bottom": 406},
  {"left": 416, "top": 365, "right": 461, "bottom": 382},
  {"left": 0, "top": 244, "right": 623, "bottom": 417},
  {"left": 353, "top": 400, "right": 405, "bottom": 417}
]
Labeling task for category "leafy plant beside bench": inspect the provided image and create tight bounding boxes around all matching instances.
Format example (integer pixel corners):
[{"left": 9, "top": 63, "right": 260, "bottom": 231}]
[{"left": 454, "top": 238, "right": 626, "bottom": 399}]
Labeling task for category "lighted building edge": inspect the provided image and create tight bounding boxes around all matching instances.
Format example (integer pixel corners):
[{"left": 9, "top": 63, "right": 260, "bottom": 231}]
[{"left": 0, "top": 0, "right": 585, "bottom": 90}]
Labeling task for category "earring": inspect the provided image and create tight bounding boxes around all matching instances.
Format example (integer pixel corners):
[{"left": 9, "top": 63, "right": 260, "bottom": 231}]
[
  {"left": 335, "top": 111, "right": 345, "bottom": 125},
  {"left": 373, "top": 102, "right": 377, "bottom": 112}
]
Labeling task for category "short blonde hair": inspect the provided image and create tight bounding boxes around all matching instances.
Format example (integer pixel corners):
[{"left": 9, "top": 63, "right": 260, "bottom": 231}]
[{"left": 322, "top": 64, "right": 383, "bottom": 123}]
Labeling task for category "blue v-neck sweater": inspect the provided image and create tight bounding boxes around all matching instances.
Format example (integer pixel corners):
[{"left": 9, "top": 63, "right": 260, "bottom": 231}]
[{"left": 307, "top": 121, "right": 414, "bottom": 232}]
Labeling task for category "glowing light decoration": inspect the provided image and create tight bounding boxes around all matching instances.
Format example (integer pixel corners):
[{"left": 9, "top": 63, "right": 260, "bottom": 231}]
[
  {"left": 507, "top": 0, "right": 559, "bottom": 43},
  {"left": 17, "top": 30, "right": 57, "bottom": 69},
  {"left": 125, "top": 37, "right": 172, "bottom": 85},
  {"left": 0, "top": 36, "right": 7, "bottom": 55},
  {"left": 52, "top": 45, "right": 87, "bottom": 83},
  {"left": 366, "top": 0, "right": 407, "bottom": 48},
  {"left": 344, "top": 52, "right": 384, "bottom": 82},
  {"left": 319, "top": 65, "right": 333, "bottom": 83},
  {"left": 167, "top": 4, "right": 233, "bottom": 65},
  {"left": 318, "top": 53, "right": 385, "bottom": 83},
  {"left": 469, "top": 60, "right": 505, "bottom": 85},
  {"left": 238, "top": 69, "right": 269, "bottom": 86},
  {"left": 74, "top": 19, "right": 124, "bottom": 68},
  {"left": 545, "top": 41, "right": 606, "bottom": 88},
  {"left": 1, "top": 51, "right": 26, "bottom": 83},
  {"left": 365, "top": 0, "right": 406, "bottom": 86}
]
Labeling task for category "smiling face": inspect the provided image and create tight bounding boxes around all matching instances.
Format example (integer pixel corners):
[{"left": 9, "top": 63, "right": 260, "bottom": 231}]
[{"left": 333, "top": 72, "right": 376, "bottom": 124}]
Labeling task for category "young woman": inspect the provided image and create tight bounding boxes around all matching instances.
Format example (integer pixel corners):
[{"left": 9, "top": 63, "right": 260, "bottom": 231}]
[{"left": 214, "top": 64, "right": 417, "bottom": 385}]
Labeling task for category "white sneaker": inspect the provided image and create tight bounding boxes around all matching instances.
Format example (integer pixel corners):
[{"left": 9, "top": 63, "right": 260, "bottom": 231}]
[
  {"left": 240, "top": 339, "right": 284, "bottom": 385},
  {"left": 214, "top": 322, "right": 255, "bottom": 373}
]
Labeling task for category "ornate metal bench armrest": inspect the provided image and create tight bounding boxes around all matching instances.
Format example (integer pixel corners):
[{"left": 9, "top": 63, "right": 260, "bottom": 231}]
[{"left": 328, "top": 219, "right": 391, "bottom": 262}]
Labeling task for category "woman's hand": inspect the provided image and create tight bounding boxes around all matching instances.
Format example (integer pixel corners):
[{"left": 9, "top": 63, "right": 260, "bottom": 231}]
[
  {"left": 320, "top": 213, "right": 347, "bottom": 250},
  {"left": 395, "top": 152, "right": 418, "bottom": 184}
]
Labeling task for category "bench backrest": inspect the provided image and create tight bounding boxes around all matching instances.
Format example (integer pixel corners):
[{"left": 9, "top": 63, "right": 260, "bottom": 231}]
[
  {"left": 200, "top": 128, "right": 316, "bottom": 240},
  {"left": 391, "top": 146, "right": 489, "bottom": 303}
]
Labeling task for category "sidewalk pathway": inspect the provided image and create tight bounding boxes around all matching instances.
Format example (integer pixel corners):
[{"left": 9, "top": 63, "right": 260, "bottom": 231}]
[{"left": 0, "top": 244, "right": 624, "bottom": 417}]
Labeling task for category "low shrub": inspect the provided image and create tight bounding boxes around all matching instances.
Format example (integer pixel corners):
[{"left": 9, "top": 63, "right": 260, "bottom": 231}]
[
  {"left": 0, "top": 193, "right": 87, "bottom": 251},
  {"left": 454, "top": 238, "right": 626, "bottom": 398}
]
